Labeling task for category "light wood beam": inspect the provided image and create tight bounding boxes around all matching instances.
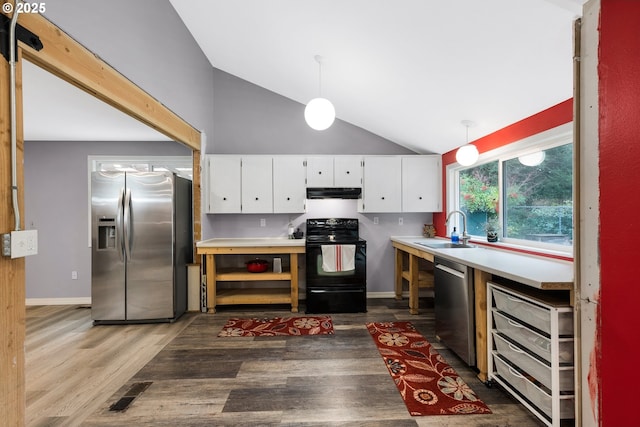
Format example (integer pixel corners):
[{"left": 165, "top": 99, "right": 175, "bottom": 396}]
[
  {"left": 0, "top": 46, "right": 26, "bottom": 426},
  {"left": 15, "top": 12, "right": 201, "bottom": 151}
]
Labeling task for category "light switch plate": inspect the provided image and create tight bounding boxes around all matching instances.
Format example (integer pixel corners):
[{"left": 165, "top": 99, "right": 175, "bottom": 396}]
[{"left": 10, "top": 230, "right": 38, "bottom": 258}]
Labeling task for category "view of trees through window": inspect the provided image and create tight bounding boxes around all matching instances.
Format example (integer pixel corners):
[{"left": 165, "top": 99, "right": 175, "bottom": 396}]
[{"left": 458, "top": 143, "right": 573, "bottom": 247}]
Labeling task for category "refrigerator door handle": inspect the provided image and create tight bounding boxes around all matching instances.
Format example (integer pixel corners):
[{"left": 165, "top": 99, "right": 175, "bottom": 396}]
[
  {"left": 123, "top": 188, "right": 133, "bottom": 260},
  {"left": 116, "top": 187, "right": 125, "bottom": 262}
]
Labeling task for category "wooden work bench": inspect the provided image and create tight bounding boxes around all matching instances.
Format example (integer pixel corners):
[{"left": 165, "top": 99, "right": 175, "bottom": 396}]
[
  {"left": 392, "top": 240, "right": 435, "bottom": 315},
  {"left": 196, "top": 238, "right": 305, "bottom": 313}
]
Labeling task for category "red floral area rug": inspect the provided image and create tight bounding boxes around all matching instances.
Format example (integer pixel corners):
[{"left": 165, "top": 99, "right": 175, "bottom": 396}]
[
  {"left": 366, "top": 321, "right": 491, "bottom": 416},
  {"left": 218, "top": 316, "right": 334, "bottom": 337}
]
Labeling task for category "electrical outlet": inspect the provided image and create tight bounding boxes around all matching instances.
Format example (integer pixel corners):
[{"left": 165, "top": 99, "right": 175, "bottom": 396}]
[
  {"left": 72, "top": 271, "right": 78, "bottom": 280},
  {"left": 398, "top": 217, "right": 404, "bottom": 226},
  {"left": 373, "top": 217, "right": 379, "bottom": 225},
  {"left": 2, "top": 234, "right": 10, "bottom": 257},
  {"left": 260, "top": 218, "right": 266, "bottom": 227}
]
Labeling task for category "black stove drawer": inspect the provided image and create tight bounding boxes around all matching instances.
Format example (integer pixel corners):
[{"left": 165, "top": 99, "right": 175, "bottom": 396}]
[{"left": 305, "top": 288, "right": 367, "bottom": 313}]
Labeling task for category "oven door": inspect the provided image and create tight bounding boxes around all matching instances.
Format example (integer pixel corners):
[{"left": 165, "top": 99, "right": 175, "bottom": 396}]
[{"left": 305, "top": 241, "right": 366, "bottom": 286}]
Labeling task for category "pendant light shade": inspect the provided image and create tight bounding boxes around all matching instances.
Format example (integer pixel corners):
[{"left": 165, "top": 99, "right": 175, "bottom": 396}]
[
  {"left": 456, "top": 144, "right": 479, "bottom": 166},
  {"left": 518, "top": 151, "right": 546, "bottom": 166},
  {"left": 456, "top": 120, "right": 478, "bottom": 166},
  {"left": 305, "top": 55, "right": 335, "bottom": 131},
  {"left": 305, "top": 97, "right": 335, "bottom": 130}
]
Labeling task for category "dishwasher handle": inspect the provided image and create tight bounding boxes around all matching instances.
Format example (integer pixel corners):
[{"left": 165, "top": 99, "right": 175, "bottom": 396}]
[{"left": 435, "top": 263, "right": 466, "bottom": 279}]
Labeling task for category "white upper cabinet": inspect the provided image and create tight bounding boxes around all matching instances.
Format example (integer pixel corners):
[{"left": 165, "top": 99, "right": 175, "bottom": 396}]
[
  {"left": 305, "top": 156, "right": 334, "bottom": 187},
  {"left": 206, "top": 155, "right": 241, "bottom": 213},
  {"left": 241, "top": 156, "right": 273, "bottom": 213},
  {"left": 402, "top": 156, "right": 442, "bottom": 212},
  {"left": 334, "top": 156, "right": 363, "bottom": 187},
  {"left": 204, "top": 154, "right": 442, "bottom": 214},
  {"left": 306, "top": 156, "right": 362, "bottom": 187},
  {"left": 273, "top": 156, "right": 306, "bottom": 213},
  {"left": 359, "top": 156, "right": 402, "bottom": 212}
]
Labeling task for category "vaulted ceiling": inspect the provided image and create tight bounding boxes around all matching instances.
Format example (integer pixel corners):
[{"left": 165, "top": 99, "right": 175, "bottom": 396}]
[
  {"left": 23, "top": 0, "right": 584, "bottom": 153},
  {"left": 169, "top": 0, "right": 584, "bottom": 154}
]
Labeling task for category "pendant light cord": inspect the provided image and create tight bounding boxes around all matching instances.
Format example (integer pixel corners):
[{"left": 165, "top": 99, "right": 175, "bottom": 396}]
[{"left": 315, "top": 55, "right": 323, "bottom": 97}]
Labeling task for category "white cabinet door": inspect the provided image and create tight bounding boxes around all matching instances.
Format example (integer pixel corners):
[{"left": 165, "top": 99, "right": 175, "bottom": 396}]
[
  {"left": 305, "top": 156, "right": 334, "bottom": 187},
  {"left": 334, "top": 156, "right": 363, "bottom": 187},
  {"left": 241, "top": 157, "right": 273, "bottom": 213},
  {"left": 402, "top": 156, "right": 442, "bottom": 212},
  {"left": 206, "top": 155, "right": 241, "bottom": 213},
  {"left": 273, "top": 156, "right": 306, "bottom": 213},
  {"left": 360, "top": 156, "right": 402, "bottom": 212}
]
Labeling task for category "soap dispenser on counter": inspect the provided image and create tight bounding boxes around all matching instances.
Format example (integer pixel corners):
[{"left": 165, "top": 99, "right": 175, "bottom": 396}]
[{"left": 451, "top": 227, "right": 460, "bottom": 243}]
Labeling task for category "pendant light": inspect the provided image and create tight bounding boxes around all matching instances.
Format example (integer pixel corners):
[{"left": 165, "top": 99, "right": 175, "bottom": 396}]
[
  {"left": 305, "top": 55, "right": 335, "bottom": 131},
  {"left": 456, "top": 120, "right": 479, "bottom": 166},
  {"left": 518, "top": 151, "right": 546, "bottom": 166}
]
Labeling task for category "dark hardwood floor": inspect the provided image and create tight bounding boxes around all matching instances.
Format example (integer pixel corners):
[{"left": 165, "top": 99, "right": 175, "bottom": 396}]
[{"left": 27, "top": 298, "right": 544, "bottom": 426}]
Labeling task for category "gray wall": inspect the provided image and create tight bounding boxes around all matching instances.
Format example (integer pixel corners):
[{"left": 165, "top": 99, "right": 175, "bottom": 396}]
[
  {"left": 24, "top": 140, "right": 190, "bottom": 299},
  {"left": 43, "top": 0, "right": 215, "bottom": 140},
  {"left": 211, "top": 68, "right": 416, "bottom": 155}
]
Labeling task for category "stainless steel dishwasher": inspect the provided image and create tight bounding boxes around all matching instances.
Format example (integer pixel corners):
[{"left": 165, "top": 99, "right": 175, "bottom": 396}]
[{"left": 434, "top": 256, "right": 475, "bottom": 366}]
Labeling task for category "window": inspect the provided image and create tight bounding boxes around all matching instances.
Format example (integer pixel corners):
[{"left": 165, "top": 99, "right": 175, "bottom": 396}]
[
  {"left": 90, "top": 156, "right": 193, "bottom": 179},
  {"left": 449, "top": 125, "right": 573, "bottom": 253}
]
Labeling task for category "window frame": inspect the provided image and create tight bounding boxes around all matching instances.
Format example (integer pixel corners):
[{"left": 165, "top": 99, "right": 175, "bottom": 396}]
[{"left": 446, "top": 123, "right": 573, "bottom": 255}]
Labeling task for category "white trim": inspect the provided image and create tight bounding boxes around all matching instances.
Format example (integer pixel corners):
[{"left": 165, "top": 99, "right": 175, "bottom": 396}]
[
  {"left": 26, "top": 297, "right": 91, "bottom": 306},
  {"left": 367, "top": 290, "right": 434, "bottom": 299}
]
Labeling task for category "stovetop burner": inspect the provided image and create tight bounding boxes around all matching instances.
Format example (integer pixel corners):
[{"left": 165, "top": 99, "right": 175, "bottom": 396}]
[{"left": 306, "top": 218, "right": 361, "bottom": 244}]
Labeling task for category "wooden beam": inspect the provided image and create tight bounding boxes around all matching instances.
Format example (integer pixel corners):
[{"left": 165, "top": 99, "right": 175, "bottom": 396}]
[
  {"left": 15, "top": 12, "right": 201, "bottom": 151},
  {"left": 192, "top": 149, "right": 201, "bottom": 262},
  {"left": 0, "top": 46, "right": 26, "bottom": 426},
  {"left": 474, "top": 269, "right": 491, "bottom": 383}
]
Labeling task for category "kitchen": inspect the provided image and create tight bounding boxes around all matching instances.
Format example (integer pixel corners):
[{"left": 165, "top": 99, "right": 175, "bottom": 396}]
[{"left": 1, "top": 1, "right": 638, "bottom": 426}]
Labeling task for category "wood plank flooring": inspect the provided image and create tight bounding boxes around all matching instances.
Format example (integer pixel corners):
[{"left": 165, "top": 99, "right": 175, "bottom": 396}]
[{"left": 26, "top": 299, "right": 544, "bottom": 426}]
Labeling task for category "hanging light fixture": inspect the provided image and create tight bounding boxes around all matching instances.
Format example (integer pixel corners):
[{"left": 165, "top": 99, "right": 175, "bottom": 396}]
[
  {"left": 518, "top": 151, "right": 546, "bottom": 166},
  {"left": 456, "top": 120, "right": 479, "bottom": 166},
  {"left": 305, "top": 55, "right": 335, "bottom": 131}
]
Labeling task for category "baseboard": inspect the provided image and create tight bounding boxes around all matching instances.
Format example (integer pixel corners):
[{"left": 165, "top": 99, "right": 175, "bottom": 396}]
[
  {"left": 367, "top": 291, "right": 397, "bottom": 299},
  {"left": 367, "top": 290, "right": 434, "bottom": 299},
  {"left": 25, "top": 292, "right": 431, "bottom": 306},
  {"left": 26, "top": 297, "right": 91, "bottom": 306}
]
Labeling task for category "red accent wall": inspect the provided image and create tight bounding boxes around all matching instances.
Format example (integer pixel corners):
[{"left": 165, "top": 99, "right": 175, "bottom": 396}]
[
  {"left": 434, "top": 99, "right": 573, "bottom": 239},
  {"left": 598, "top": 1, "right": 640, "bottom": 424}
]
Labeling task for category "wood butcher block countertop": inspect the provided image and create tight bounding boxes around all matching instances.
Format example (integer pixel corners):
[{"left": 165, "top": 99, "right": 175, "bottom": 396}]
[
  {"left": 196, "top": 237, "right": 306, "bottom": 249},
  {"left": 390, "top": 236, "right": 573, "bottom": 289}
]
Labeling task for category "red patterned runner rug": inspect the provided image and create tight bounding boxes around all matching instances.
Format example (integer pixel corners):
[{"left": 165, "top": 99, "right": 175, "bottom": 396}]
[
  {"left": 366, "top": 321, "right": 491, "bottom": 416},
  {"left": 218, "top": 316, "right": 334, "bottom": 337}
]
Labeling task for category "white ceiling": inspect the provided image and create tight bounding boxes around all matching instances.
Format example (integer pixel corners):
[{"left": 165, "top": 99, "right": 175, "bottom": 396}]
[
  {"left": 169, "top": 0, "right": 584, "bottom": 154},
  {"left": 22, "top": 61, "right": 171, "bottom": 141},
  {"left": 23, "top": 0, "right": 584, "bottom": 153}
]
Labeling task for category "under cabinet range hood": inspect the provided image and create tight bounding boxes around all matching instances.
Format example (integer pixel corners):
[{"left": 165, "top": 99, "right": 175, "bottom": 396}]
[{"left": 306, "top": 187, "right": 362, "bottom": 199}]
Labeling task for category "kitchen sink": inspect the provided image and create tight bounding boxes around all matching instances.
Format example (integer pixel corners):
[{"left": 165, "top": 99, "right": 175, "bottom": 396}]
[{"left": 414, "top": 241, "right": 476, "bottom": 249}]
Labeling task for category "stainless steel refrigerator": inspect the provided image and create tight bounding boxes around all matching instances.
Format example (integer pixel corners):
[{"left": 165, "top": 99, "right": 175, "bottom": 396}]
[{"left": 91, "top": 171, "right": 192, "bottom": 324}]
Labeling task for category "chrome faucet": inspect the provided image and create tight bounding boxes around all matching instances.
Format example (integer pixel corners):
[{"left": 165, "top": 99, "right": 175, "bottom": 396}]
[{"left": 446, "top": 210, "right": 471, "bottom": 245}]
